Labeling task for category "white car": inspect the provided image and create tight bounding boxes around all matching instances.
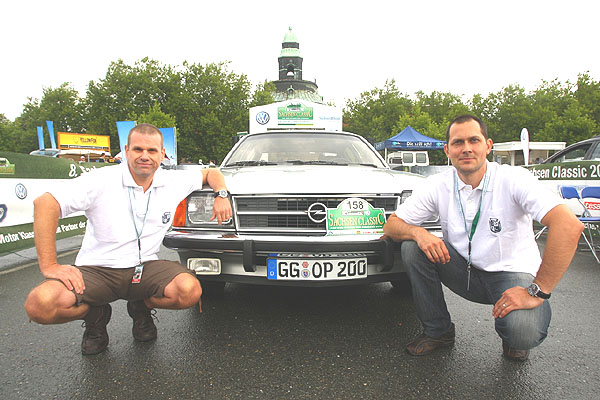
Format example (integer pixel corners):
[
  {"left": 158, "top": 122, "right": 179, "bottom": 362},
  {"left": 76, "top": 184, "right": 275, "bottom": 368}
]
[{"left": 163, "top": 130, "right": 440, "bottom": 292}]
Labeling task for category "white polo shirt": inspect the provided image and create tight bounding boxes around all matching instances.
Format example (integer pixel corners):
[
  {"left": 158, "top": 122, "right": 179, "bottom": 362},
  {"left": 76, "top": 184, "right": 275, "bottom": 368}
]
[
  {"left": 395, "top": 161, "right": 561, "bottom": 275},
  {"left": 50, "top": 164, "right": 205, "bottom": 268}
]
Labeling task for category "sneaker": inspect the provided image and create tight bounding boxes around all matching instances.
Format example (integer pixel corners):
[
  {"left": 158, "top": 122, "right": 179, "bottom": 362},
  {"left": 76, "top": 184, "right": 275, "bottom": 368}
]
[
  {"left": 81, "top": 304, "right": 112, "bottom": 355},
  {"left": 405, "top": 323, "right": 455, "bottom": 356},
  {"left": 127, "top": 300, "right": 157, "bottom": 342},
  {"left": 502, "top": 341, "right": 529, "bottom": 361}
]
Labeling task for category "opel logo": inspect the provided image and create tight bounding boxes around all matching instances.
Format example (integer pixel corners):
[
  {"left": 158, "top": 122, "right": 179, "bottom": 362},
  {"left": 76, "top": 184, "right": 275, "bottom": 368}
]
[
  {"left": 307, "top": 202, "right": 327, "bottom": 223},
  {"left": 256, "top": 111, "right": 270, "bottom": 125}
]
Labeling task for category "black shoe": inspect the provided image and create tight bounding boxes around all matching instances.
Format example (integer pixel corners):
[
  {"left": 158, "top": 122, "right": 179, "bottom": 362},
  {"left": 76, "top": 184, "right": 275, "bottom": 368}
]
[
  {"left": 502, "top": 341, "right": 529, "bottom": 361},
  {"left": 127, "top": 300, "right": 157, "bottom": 342},
  {"left": 81, "top": 304, "right": 112, "bottom": 355},
  {"left": 405, "top": 323, "right": 455, "bottom": 356}
]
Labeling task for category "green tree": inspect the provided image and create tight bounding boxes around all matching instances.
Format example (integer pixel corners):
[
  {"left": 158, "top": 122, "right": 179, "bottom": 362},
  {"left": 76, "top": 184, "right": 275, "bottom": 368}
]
[
  {"left": 128, "top": 102, "right": 176, "bottom": 129},
  {"left": 343, "top": 80, "right": 413, "bottom": 142},
  {"left": 84, "top": 58, "right": 181, "bottom": 147},
  {"left": 11, "top": 83, "right": 84, "bottom": 153}
]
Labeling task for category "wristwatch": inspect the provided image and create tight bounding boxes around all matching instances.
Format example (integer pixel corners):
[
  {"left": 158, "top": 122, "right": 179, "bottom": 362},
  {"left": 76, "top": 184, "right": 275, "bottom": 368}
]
[
  {"left": 214, "top": 189, "right": 229, "bottom": 199},
  {"left": 527, "top": 283, "right": 551, "bottom": 299}
]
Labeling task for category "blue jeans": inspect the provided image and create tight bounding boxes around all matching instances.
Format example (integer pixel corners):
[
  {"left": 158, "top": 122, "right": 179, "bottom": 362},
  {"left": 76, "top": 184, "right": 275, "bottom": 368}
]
[{"left": 401, "top": 240, "right": 551, "bottom": 350}]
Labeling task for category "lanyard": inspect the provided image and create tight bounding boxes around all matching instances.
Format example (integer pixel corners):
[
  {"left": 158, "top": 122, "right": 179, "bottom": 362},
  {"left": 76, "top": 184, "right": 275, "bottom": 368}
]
[
  {"left": 454, "top": 167, "right": 490, "bottom": 290},
  {"left": 128, "top": 187, "right": 152, "bottom": 266}
]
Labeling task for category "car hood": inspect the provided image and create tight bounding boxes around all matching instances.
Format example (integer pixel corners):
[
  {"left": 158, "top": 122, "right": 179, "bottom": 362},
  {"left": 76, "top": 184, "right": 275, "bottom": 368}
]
[{"left": 220, "top": 165, "right": 425, "bottom": 194}]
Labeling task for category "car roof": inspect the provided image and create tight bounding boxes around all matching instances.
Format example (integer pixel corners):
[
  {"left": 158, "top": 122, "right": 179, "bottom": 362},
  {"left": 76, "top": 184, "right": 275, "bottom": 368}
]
[{"left": 543, "top": 135, "right": 600, "bottom": 163}]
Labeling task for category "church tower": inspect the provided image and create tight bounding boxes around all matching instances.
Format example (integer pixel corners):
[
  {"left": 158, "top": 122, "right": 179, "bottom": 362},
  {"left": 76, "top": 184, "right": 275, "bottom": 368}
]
[{"left": 273, "top": 27, "right": 324, "bottom": 104}]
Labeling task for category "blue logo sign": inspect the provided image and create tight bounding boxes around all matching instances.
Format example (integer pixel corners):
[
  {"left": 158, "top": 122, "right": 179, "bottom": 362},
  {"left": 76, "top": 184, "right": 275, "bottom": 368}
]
[
  {"left": 256, "top": 111, "right": 270, "bottom": 125},
  {"left": 0, "top": 204, "right": 7, "bottom": 222},
  {"left": 15, "top": 183, "right": 27, "bottom": 200},
  {"left": 267, "top": 259, "right": 278, "bottom": 280}
]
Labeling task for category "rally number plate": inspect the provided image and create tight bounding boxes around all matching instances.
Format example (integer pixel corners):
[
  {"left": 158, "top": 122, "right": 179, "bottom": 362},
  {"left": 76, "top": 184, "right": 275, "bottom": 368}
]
[{"left": 267, "top": 257, "right": 367, "bottom": 280}]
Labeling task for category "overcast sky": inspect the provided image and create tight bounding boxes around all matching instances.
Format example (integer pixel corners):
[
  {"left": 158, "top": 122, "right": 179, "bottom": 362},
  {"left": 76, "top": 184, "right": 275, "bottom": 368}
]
[{"left": 2, "top": 0, "right": 599, "bottom": 121}]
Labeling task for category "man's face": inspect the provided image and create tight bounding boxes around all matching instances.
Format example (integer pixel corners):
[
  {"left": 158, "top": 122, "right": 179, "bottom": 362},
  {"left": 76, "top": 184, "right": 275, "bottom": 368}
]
[
  {"left": 444, "top": 119, "right": 493, "bottom": 179},
  {"left": 125, "top": 132, "right": 165, "bottom": 180}
]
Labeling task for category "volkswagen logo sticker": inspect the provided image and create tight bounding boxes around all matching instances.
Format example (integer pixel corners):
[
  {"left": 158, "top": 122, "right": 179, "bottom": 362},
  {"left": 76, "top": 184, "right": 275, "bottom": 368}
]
[
  {"left": 256, "top": 111, "right": 270, "bottom": 125},
  {"left": 15, "top": 183, "right": 27, "bottom": 200},
  {"left": 307, "top": 202, "right": 327, "bottom": 223}
]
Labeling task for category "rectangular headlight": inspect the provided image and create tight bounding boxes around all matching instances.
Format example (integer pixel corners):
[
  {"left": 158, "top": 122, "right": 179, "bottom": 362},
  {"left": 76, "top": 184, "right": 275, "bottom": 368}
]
[
  {"left": 188, "top": 258, "right": 221, "bottom": 275},
  {"left": 187, "top": 193, "right": 233, "bottom": 226}
]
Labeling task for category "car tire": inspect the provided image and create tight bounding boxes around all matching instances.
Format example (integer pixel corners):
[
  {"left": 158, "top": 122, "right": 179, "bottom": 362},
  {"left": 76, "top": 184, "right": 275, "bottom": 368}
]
[{"left": 200, "top": 280, "right": 226, "bottom": 297}]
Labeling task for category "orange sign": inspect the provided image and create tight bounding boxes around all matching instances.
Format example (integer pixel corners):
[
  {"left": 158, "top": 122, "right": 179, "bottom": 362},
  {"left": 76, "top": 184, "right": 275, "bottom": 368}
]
[{"left": 58, "top": 132, "right": 110, "bottom": 152}]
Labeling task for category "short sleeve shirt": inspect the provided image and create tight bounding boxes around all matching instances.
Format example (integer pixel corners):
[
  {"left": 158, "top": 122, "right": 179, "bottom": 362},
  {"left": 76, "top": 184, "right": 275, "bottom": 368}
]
[
  {"left": 49, "top": 164, "right": 205, "bottom": 268},
  {"left": 395, "top": 162, "right": 561, "bottom": 275}
]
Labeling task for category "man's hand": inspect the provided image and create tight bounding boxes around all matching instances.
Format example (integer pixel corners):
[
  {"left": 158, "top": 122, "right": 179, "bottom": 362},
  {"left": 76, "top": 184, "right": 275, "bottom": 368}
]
[
  {"left": 492, "top": 286, "right": 544, "bottom": 319},
  {"left": 415, "top": 231, "right": 450, "bottom": 264},
  {"left": 41, "top": 263, "right": 85, "bottom": 294},
  {"left": 210, "top": 197, "right": 233, "bottom": 225}
]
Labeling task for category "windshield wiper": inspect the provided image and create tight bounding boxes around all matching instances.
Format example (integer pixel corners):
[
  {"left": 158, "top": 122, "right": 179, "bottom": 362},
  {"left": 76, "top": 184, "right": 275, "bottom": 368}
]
[
  {"left": 226, "top": 160, "right": 278, "bottom": 167},
  {"left": 352, "top": 163, "right": 379, "bottom": 168},
  {"left": 286, "top": 160, "right": 348, "bottom": 166}
]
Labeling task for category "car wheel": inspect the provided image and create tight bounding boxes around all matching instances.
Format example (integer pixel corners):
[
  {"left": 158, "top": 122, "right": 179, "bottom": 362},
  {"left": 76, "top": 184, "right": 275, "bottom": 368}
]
[{"left": 200, "top": 280, "right": 226, "bottom": 297}]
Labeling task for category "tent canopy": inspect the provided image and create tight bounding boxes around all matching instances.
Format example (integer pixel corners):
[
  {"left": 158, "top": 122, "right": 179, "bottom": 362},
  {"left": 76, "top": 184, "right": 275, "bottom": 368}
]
[{"left": 375, "top": 126, "right": 446, "bottom": 151}]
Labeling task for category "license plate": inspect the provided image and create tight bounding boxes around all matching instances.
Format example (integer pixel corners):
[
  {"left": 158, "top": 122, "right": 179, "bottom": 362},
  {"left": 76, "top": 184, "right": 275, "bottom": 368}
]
[{"left": 267, "top": 257, "right": 367, "bottom": 280}]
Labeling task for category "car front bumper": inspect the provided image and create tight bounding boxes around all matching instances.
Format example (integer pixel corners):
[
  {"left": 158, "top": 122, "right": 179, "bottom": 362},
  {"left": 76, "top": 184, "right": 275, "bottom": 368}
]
[{"left": 163, "top": 231, "right": 409, "bottom": 287}]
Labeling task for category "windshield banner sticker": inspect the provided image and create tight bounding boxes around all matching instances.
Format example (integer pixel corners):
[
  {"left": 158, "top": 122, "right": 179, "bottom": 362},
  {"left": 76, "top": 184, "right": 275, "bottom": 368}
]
[{"left": 326, "top": 198, "right": 386, "bottom": 235}]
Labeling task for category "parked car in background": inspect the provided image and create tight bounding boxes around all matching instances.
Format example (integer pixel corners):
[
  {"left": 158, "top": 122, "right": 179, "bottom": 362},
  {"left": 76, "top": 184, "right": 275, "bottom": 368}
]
[
  {"left": 528, "top": 135, "right": 600, "bottom": 216},
  {"left": 542, "top": 135, "right": 600, "bottom": 164},
  {"left": 29, "top": 148, "right": 60, "bottom": 157},
  {"left": 163, "top": 130, "right": 440, "bottom": 293}
]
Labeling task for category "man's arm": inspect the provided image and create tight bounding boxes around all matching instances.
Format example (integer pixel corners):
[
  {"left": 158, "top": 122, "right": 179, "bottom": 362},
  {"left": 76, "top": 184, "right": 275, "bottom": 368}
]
[
  {"left": 383, "top": 214, "right": 450, "bottom": 264},
  {"left": 201, "top": 168, "right": 233, "bottom": 224},
  {"left": 493, "top": 204, "right": 584, "bottom": 318},
  {"left": 33, "top": 193, "right": 85, "bottom": 294}
]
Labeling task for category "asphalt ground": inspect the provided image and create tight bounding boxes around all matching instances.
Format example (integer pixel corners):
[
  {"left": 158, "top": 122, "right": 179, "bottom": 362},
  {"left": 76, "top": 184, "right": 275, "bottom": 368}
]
[{"left": 1, "top": 237, "right": 599, "bottom": 399}]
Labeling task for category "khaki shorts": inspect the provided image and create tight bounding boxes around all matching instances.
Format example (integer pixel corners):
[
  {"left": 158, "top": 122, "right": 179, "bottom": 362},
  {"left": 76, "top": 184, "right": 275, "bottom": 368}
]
[{"left": 70, "top": 260, "right": 194, "bottom": 306}]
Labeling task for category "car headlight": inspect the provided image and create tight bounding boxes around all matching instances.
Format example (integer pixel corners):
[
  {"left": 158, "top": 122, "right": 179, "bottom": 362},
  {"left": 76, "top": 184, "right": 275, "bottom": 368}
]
[{"left": 174, "top": 192, "right": 233, "bottom": 227}]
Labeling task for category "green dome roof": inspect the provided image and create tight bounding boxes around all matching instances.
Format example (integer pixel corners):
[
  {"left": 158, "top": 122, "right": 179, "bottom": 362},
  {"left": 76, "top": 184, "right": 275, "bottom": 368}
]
[
  {"left": 280, "top": 27, "right": 301, "bottom": 58},
  {"left": 282, "top": 26, "right": 299, "bottom": 43}
]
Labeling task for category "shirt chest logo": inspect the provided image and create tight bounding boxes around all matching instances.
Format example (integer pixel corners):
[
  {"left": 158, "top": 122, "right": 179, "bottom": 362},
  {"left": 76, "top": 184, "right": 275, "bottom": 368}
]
[
  {"left": 162, "top": 212, "right": 171, "bottom": 224},
  {"left": 489, "top": 218, "right": 502, "bottom": 233}
]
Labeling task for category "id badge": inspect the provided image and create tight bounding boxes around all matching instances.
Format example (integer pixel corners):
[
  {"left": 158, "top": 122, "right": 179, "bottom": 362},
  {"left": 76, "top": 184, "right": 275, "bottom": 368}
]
[{"left": 132, "top": 264, "right": 144, "bottom": 284}]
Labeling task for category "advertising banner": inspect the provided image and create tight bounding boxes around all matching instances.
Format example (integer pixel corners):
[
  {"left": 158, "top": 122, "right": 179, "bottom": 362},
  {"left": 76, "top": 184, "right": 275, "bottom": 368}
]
[
  {"left": 249, "top": 100, "right": 342, "bottom": 133},
  {"left": 36, "top": 126, "right": 45, "bottom": 150},
  {"left": 46, "top": 120, "right": 57, "bottom": 149},
  {"left": 58, "top": 132, "right": 110, "bottom": 152},
  {"left": 160, "top": 127, "right": 177, "bottom": 165},
  {"left": 116, "top": 120, "right": 136, "bottom": 156}
]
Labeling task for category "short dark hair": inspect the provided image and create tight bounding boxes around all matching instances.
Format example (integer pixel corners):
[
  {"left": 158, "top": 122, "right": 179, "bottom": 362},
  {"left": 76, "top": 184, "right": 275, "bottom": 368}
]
[
  {"left": 445, "top": 114, "right": 488, "bottom": 142},
  {"left": 128, "top": 123, "right": 163, "bottom": 147}
]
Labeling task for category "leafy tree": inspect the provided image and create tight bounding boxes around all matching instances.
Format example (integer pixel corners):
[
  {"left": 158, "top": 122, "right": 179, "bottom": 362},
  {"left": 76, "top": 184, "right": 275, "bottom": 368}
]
[
  {"left": 574, "top": 72, "right": 600, "bottom": 127},
  {"left": 0, "top": 114, "right": 18, "bottom": 151},
  {"left": 128, "top": 102, "right": 176, "bottom": 129},
  {"left": 84, "top": 58, "right": 181, "bottom": 147},
  {"left": 343, "top": 80, "right": 413, "bottom": 142},
  {"left": 11, "top": 83, "right": 84, "bottom": 153}
]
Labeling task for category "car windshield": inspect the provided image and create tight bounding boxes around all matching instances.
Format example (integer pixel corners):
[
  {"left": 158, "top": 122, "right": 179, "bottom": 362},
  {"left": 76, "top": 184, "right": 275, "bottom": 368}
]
[{"left": 223, "top": 133, "right": 387, "bottom": 168}]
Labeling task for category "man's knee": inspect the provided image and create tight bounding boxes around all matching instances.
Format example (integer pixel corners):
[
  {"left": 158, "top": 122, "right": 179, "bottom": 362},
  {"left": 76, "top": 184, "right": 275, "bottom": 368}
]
[
  {"left": 24, "top": 283, "right": 66, "bottom": 324},
  {"left": 496, "top": 306, "right": 551, "bottom": 350},
  {"left": 167, "top": 274, "right": 202, "bottom": 308},
  {"left": 401, "top": 240, "right": 423, "bottom": 264}
]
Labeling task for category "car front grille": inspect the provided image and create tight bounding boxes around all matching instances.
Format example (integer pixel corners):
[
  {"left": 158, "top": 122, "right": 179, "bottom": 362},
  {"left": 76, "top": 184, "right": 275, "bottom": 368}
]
[{"left": 234, "top": 195, "right": 399, "bottom": 233}]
